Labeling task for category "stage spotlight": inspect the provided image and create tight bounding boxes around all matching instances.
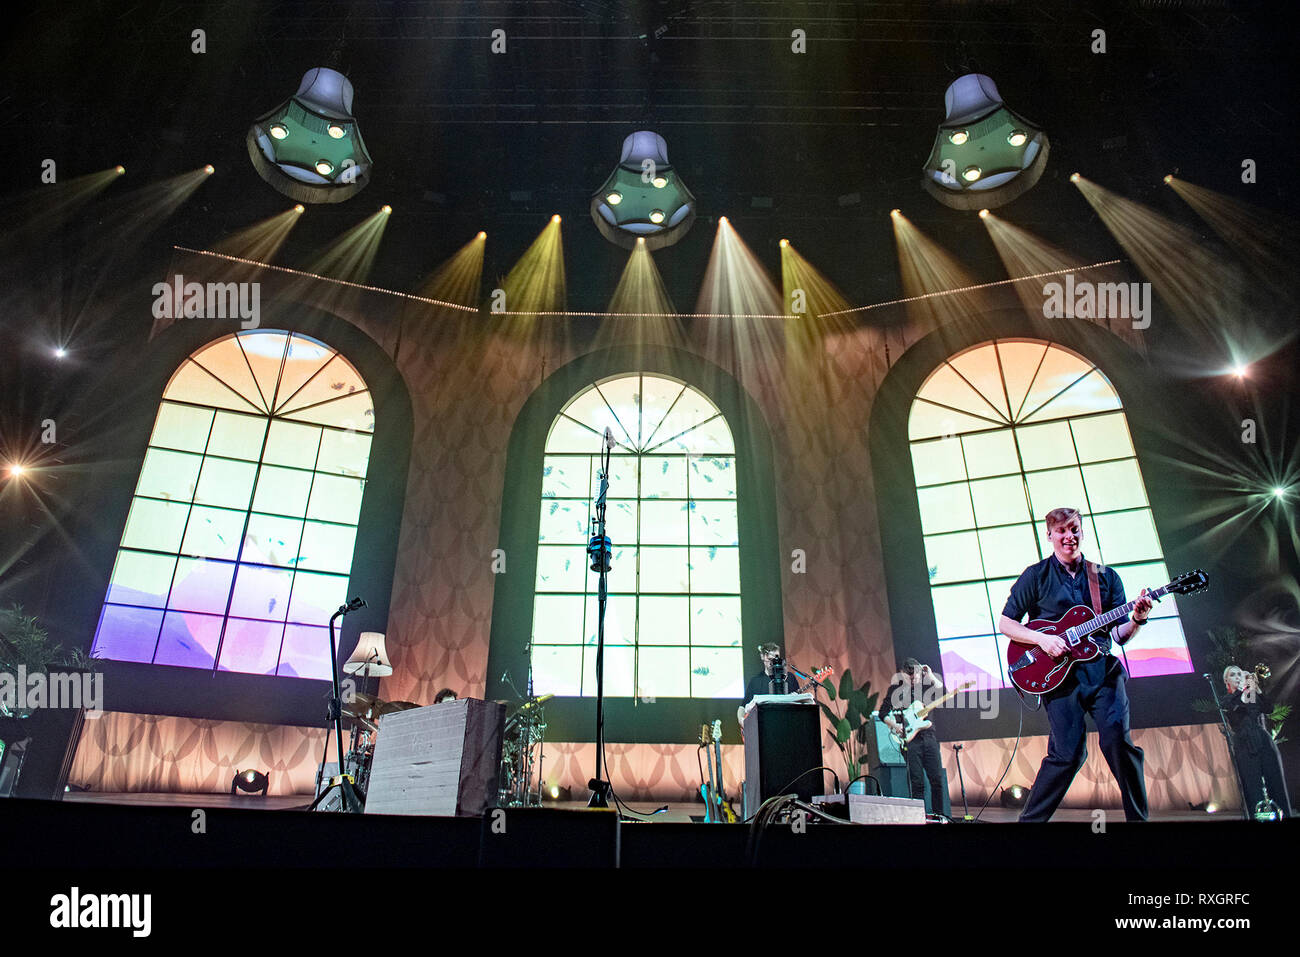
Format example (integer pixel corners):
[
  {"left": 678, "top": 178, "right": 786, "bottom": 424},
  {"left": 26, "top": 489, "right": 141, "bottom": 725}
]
[
  {"left": 978, "top": 208, "right": 990, "bottom": 219},
  {"left": 1205, "top": 802, "right": 1220, "bottom": 814},
  {"left": 53, "top": 347, "right": 67, "bottom": 358},
  {"left": 230, "top": 769, "right": 270, "bottom": 796},
  {"left": 1232, "top": 363, "right": 1250, "bottom": 378},
  {"left": 1275, "top": 487, "right": 1289, "bottom": 500},
  {"left": 1070, "top": 172, "right": 1081, "bottom": 183},
  {"left": 1163, "top": 174, "right": 1174, "bottom": 185},
  {"left": 779, "top": 238, "right": 789, "bottom": 247},
  {"left": 7, "top": 464, "right": 25, "bottom": 478},
  {"left": 381, "top": 204, "right": 392, "bottom": 214},
  {"left": 477, "top": 231, "right": 487, "bottom": 240},
  {"left": 246, "top": 67, "right": 372, "bottom": 204},
  {"left": 591, "top": 130, "right": 697, "bottom": 250},
  {"left": 115, "top": 165, "right": 125, "bottom": 175},
  {"left": 293, "top": 204, "right": 305, "bottom": 214},
  {"left": 1000, "top": 784, "right": 1030, "bottom": 808},
  {"left": 922, "top": 74, "right": 1049, "bottom": 210},
  {"left": 636, "top": 236, "right": 645, "bottom": 245},
  {"left": 204, "top": 164, "right": 214, "bottom": 175}
]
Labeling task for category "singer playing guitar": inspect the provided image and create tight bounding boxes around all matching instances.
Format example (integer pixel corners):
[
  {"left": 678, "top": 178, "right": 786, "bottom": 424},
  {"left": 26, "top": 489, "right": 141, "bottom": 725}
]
[{"left": 999, "top": 507, "right": 1153, "bottom": 822}]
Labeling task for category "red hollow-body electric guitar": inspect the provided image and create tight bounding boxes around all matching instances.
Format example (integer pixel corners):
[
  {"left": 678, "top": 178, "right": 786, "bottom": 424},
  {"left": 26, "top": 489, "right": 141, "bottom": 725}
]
[{"left": 1005, "top": 569, "right": 1208, "bottom": 695}]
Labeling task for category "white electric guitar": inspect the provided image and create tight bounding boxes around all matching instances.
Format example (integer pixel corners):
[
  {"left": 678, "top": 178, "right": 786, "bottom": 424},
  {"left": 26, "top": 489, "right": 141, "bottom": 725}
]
[{"left": 885, "top": 680, "right": 975, "bottom": 750}]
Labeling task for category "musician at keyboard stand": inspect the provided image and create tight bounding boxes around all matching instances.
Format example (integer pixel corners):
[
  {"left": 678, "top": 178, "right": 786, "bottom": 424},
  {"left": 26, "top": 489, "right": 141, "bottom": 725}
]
[
  {"left": 736, "top": 642, "right": 802, "bottom": 727},
  {"left": 998, "top": 507, "right": 1153, "bottom": 823},
  {"left": 880, "top": 658, "right": 947, "bottom": 816}
]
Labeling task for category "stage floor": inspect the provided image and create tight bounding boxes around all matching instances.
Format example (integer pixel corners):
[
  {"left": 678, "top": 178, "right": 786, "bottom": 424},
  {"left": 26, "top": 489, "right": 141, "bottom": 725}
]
[{"left": 62, "top": 790, "right": 1242, "bottom": 824}]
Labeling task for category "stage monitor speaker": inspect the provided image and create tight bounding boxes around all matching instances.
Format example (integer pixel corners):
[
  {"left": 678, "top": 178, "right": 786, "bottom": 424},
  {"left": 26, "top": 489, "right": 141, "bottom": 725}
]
[
  {"left": 848, "top": 793, "right": 926, "bottom": 825},
  {"left": 365, "top": 698, "right": 504, "bottom": 817},
  {"left": 743, "top": 703, "right": 823, "bottom": 812},
  {"left": 865, "top": 715, "right": 906, "bottom": 767}
]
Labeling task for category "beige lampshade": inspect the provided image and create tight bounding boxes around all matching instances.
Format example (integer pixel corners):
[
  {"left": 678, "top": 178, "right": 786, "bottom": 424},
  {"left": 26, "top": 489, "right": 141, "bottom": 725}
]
[{"left": 344, "top": 631, "right": 393, "bottom": 677}]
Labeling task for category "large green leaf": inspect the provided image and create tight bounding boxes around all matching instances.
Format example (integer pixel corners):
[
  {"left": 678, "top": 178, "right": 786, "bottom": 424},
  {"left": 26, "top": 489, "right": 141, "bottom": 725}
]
[
  {"left": 835, "top": 717, "right": 851, "bottom": 745},
  {"left": 819, "top": 702, "right": 840, "bottom": 728},
  {"left": 838, "top": 669, "right": 855, "bottom": 700},
  {"left": 822, "top": 677, "right": 836, "bottom": 701}
]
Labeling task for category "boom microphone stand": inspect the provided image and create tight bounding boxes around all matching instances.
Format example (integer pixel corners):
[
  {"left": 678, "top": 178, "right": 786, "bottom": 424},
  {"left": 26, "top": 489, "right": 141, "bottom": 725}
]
[
  {"left": 1204, "top": 672, "right": 1251, "bottom": 822},
  {"left": 586, "top": 427, "right": 615, "bottom": 808},
  {"left": 308, "top": 597, "right": 368, "bottom": 813}
]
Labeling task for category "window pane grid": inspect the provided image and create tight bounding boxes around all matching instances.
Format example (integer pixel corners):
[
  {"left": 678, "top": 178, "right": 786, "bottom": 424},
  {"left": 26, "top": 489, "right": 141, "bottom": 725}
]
[
  {"left": 912, "top": 341, "right": 1193, "bottom": 689},
  {"left": 534, "top": 375, "right": 742, "bottom": 699},
  {"left": 93, "top": 332, "right": 371, "bottom": 680}
]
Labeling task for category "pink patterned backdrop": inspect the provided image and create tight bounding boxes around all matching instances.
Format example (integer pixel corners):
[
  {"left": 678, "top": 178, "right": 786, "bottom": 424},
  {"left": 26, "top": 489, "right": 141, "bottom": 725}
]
[{"left": 69, "top": 251, "right": 1225, "bottom": 808}]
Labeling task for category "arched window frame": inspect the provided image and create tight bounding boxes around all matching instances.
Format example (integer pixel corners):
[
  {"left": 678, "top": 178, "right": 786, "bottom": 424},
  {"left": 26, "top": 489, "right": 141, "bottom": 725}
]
[
  {"left": 90, "top": 329, "right": 376, "bottom": 680},
  {"left": 906, "top": 337, "right": 1194, "bottom": 688}
]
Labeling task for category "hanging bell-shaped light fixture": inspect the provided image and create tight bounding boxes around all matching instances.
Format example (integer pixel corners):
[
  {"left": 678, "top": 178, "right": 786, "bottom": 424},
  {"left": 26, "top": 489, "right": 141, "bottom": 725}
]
[
  {"left": 922, "top": 74, "right": 1049, "bottom": 211},
  {"left": 246, "top": 67, "right": 373, "bottom": 204},
  {"left": 591, "top": 131, "right": 696, "bottom": 250}
]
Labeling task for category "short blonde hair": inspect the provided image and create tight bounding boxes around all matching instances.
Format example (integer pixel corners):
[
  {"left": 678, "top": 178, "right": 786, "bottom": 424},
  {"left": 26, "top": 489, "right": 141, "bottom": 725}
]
[
  {"left": 1223, "top": 664, "right": 1244, "bottom": 690},
  {"left": 1044, "top": 507, "right": 1082, "bottom": 533}
]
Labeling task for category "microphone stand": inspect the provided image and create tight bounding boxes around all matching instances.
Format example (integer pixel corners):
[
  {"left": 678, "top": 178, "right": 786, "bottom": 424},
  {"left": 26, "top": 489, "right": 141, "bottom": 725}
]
[
  {"left": 307, "top": 598, "right": 367, "bottom": 813},
  {"left": 587, "top": 431, "right": 614, "bottom": 808},
  {"left": 1204, "top": 673, "right": 1250, "bottom": 821},
  {"left": 952, "top": 743, "right": 972, "bottom": 821}
]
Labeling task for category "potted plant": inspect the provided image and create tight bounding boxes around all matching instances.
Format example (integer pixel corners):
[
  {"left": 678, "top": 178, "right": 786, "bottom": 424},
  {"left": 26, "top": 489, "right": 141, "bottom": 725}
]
[{"left": 818, "top": 669, "right": 878, "bottom": 793}]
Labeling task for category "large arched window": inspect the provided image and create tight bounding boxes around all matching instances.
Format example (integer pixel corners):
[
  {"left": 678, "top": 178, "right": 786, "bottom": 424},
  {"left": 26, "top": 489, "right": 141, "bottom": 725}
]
[
  {"left": 90, "top": 330, "right": 374, "bottom": 680},
  {"left": 908, "top": 339, "right": 1193, "bottom": 687},
  {"left": 531, "top": 374, "right": 743, "bottom": 699}
]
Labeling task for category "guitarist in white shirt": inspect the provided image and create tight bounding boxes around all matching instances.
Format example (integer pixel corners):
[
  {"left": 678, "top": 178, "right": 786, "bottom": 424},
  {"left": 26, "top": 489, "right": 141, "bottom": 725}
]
[{"left": 880, "top": 658, "right": 947, "bottom": 816}]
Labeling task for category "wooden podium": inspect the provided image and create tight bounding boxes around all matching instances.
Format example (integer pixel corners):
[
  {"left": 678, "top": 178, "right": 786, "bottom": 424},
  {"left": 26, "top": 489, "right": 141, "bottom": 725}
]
[
  {"left": 742, "top": 701, "right": 823, "bottom": 814},
  {"left": 364, "top": 698, "right": 505, "bottom": 817}
]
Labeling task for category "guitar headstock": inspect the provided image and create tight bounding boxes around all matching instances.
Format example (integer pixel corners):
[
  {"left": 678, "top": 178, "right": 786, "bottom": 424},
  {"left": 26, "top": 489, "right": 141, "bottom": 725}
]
[
  {"left": 699, "top": 723, "right": 712, "bottom": 746},
  {"left": 711, "top": 718, "right": 723, "bottom": 743},
  {"left": 1168, "top": 569, "right": 1209, "bottom": 596}
]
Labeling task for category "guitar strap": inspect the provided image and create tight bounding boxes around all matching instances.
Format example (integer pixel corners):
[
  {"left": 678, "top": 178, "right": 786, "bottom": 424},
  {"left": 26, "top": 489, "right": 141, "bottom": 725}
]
[{"left": 1085, "top": 561, "right": 1103, "bottom": 615}]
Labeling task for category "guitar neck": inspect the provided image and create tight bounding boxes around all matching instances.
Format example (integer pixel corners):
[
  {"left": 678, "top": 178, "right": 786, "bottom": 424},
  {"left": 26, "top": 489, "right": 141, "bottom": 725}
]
[{"left": 1078, "top": 584, "right": 1170, "bottom": 633}]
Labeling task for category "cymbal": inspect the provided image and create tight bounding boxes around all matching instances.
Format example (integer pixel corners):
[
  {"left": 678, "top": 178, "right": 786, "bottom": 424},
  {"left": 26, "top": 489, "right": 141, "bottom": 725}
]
[
  {"left": 342, "top": 692, "right": 380, "bottom": 718},
  {"left": 376, "top": 699, "right": 420, "bottom": 716}
]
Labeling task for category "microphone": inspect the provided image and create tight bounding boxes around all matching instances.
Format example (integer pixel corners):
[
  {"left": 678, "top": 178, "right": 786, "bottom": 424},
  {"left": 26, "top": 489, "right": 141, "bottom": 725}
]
[
  {"left": 347, "top": 597, "right": 367, "bottom": 611},
  {"left": 604, "top": 427, "right": 615, "bottom": 450}
]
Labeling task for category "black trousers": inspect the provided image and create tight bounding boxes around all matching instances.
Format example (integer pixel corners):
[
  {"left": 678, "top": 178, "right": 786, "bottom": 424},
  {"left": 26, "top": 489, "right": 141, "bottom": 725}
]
[
  {"left": 1235, "top": 732, "right": 1292, "bottom": 817},
  {"left": 905, "top": 732, "right": 946, "bottom": 816},
  {"left": 1019, "top": 655, "right": 1148, "bottom": 822}
]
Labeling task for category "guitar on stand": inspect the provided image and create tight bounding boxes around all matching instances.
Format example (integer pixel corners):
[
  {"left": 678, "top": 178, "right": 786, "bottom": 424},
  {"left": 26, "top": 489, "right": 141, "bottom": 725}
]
[
  {"left": 699, "top": 719, "right": 739, "bottom": 823},
  {"left": 1005, "top": 569, "right": 1209, "bottom": 695}
]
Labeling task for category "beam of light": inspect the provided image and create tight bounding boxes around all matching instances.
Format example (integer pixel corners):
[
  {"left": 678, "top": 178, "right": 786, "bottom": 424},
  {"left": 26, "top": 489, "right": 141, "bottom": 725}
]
[
  {"left": 588, "top": 240, "right": 686, "bottom": 357},
  {"left": 301, "top": 207, "right": 391, "bottom": 285},
  {"left": 391, "top": 232, "right": 490, "bottom": 365},
  {"left": 29, "top": 167, "right": 214, "bottom": 348},
  {"left": 889, "top": 209, "right": 998, "bottom": 332},
  {"left": 415, "top": 232, "right": 487, "bottom": 309},
  {"left": 1071, "top": 174, "right": 1291, "bottom": 372},
  {"left": 978, "top": 210, "right": 1143, "bottom": 346},
  {"left": 210, "top": 207, "right": 303, "bottom": 263},
  {"left": 490, "top": 216, "right": 569, "bottom": 380},
  {"left": 0, "top": 166, "right": 125, "bottom": 253},
  {"left": 501, "top": 215, "right": 566, "bottom": 317},
  {"left": 1145, "top": 390, "right": 1300, "bottom": 577},
  {"left": 1165, "top": 175, "right": 1300, "bottom": 292},
  {"left": 169, "top": 247, "right": 476, "bottom": 312},
  {"left": 694, "top": 217, "right": 785, "bottom": 408}
]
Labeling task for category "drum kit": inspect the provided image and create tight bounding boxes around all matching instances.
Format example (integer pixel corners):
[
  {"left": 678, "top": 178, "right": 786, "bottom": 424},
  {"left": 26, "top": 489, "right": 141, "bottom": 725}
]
[
  {"left": 329, "top": 692, "right": 420, "bottom": 800},
  {"left": 497, "top": 693, "right": 553, "bottom": 807}
]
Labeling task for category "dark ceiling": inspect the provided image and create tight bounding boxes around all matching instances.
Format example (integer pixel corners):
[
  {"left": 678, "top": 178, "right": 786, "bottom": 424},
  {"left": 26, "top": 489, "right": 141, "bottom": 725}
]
[{"left": 0, "top": 0, "right": 1295, "bottom": 321}]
